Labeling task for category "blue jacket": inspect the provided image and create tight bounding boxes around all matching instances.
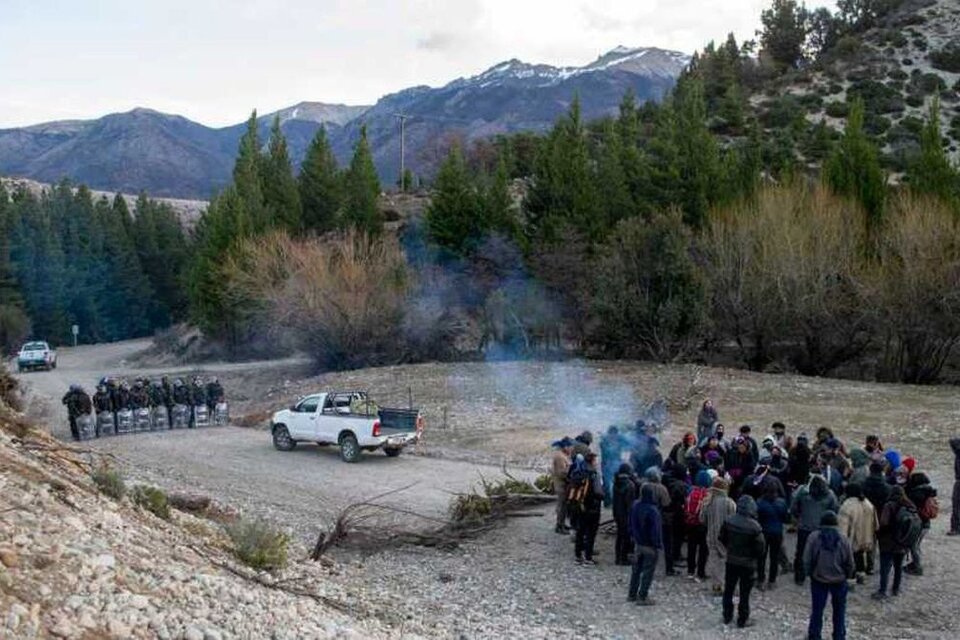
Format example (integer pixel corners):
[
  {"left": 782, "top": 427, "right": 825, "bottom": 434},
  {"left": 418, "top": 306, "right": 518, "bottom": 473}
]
[
  {"left": 756, "top": 496, "right": 789, "bottom": 535},
  {"left": 628, "top": 488, "right": 663, "bottom": 549}
]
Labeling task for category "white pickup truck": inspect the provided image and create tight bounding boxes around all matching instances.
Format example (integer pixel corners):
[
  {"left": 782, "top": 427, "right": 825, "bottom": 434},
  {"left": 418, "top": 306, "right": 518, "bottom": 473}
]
[
  {"left": 17, "top": 341, "right": 57, "bottom": 372},
  {"left": 270, "top": 391, "right": 423, "bottom": 462}
]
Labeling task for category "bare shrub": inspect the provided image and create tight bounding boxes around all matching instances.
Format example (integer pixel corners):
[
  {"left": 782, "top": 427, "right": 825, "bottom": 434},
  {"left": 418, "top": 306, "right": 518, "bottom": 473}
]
[
  {"left": 131, "top": 485, "right": 171, "bottom": 520},
  {"left": 224, "top": 230, "right": 409, "bottom": 370},
  {"left": 707, "top": 182, "right": 875, "bottom": 374},
  {"left": 874, "top": 194, "right": 960, "bottom": 383}
]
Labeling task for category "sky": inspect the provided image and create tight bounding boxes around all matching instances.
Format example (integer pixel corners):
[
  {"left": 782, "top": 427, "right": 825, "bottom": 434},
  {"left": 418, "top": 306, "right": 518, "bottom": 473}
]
[{"left": 0, "top": 0, "right": 834, "bottom": 128}]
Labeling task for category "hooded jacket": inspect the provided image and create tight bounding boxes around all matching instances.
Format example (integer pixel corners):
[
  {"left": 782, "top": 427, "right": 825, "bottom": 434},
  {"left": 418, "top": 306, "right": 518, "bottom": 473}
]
[
  {"left": 791, "top": 476, "right": 839, "bottom": 532},
  {"left": 863, "top": 471, "right": 891, "bottom": 511},
  {"left": 612, "top": 466, "right": 639, "bottom": 523},
  {"left": 756, "top": 494, "right": 789, "bottom": 536},
  {"left": 700, "top": 483, "right": 737, "bottom": 551},
  {"left": 803, "top": 525, "right": 855, "bottom": 585},
  {"left": 719, "top": 496, "right": 766, "bottom": 568},
  {"left": 878, "top": 490, "right": 917, "bottom": 554},
  {"left": 838, "top": 493, "right": 878, "bottom": 552},
  {"left": 905, "top": 472, "right": 937, "bottom": 527},
  {"left": 629, "top": 485, "right": 664, "bottom": 550}
]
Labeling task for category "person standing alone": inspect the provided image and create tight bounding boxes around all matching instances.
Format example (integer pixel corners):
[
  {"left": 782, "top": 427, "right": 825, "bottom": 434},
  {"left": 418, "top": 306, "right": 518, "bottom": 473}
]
[{"left": 628, "top": 484, "right": 663, "bottom": 605}]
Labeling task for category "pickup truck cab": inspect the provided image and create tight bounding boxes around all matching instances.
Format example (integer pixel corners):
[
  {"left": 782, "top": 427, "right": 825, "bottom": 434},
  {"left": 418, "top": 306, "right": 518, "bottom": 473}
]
[
  {"left": 270, "top": 391, "right": 423, "bottom": 462},
  {"left": 17, "top": 341, "right": 57, "bottom": 372}
]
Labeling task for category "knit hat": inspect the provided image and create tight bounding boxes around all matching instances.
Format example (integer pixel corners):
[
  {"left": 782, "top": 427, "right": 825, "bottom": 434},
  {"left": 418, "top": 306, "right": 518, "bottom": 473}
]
[
  {"left": 884, "top": 450, "right": 901, "bottom": 470},
  {"left": 820, "top": 511, "right": 839, "bottom": 527},
  {"left": 902, "top": 456, "right": 916, "bottom": 473},
  {"left": 826, "top": 438, "right": 841, "bottom": 450},
  {"left": 706, "top": 469, "right": 719, "bottom": 482},
  {"left": 645, "top": 467, "right": 662, "bottom": 482},
  {"left": 695, "top": 469, "right": 712, "bottom": 488}
]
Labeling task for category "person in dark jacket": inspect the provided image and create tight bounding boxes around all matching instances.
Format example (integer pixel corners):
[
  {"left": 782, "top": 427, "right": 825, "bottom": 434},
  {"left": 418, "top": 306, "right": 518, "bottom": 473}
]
[
  {"left": 873, "top": 486, "right": 916, "bottom": 599},
  {"left": 863, "top": 462, "right": 891, "bottom": 512},
  {"left": 572, "top": 430, "right": 593, "bottom": 459},
  {"left": 804, "top": 511, "right": 855, "bottom": 640},
  {"left": 718, "top": 496, "right": 765, "bottom": 628},
  {"left": 739, "top": 425, "right": 760, "bottom": 461},
  {"left": 61, "top": 385, "right": 92, "bottom": 441},
  {"left": 789, "top": 433, "right": 813, "bottom": 489},
  {"left": 726, "top": 437, "right": 757, "bottom": 495},
  {"left": 206, "top": 376, "right": 224, "bottom": 411},
  {"left": 613, "top": 463, "right": 640, "bottom": 565},
  {"left": 791, "top": 475, "right": 839, "bottom": 585},
  {"left": 697, "top": 399, "right": 719, "bottom": 443},
  {"left": 756, "top": 483, "right": 789, "bottom": 587},
  {"left": 92, "top": 384, "right": 113, "bottom": 414},
  {"left": 628, "top": 484, "right": 663, "bottom": 605},
  {"left": 904, "top": 471, "right": 936, "bottom": 575},
  {"left": 574, "top": 453, "right": 604, "bottom": 565},
  {"left": 742, "top": 465, "right": 786, "bottom": 502},
  {"left": 950, "top": 438, "right": 960, "bottom": 536},
  {"left": 686, "top": 470, "right": 712, "bottom": 580},
  {"left": 662, "top": 462, "right": 689, "bottom": 575}
]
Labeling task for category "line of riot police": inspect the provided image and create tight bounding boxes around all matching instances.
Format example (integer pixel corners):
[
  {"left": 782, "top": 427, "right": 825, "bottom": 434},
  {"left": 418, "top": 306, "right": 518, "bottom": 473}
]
[{"left": 62, "top": 375, "right": 227, "bottom": 441}]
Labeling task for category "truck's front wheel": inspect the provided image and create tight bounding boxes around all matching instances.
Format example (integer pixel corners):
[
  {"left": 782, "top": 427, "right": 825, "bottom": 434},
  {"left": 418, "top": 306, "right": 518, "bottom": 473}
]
[
  {"left": 272, "top": 425, "right": 296, "bottom": 451},
  {"left": 339, "top": 433, "right": 361, "bottom": 463}
]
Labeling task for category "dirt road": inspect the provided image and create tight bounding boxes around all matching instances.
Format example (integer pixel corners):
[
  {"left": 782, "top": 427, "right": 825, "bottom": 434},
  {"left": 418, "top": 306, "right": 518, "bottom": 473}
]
[{"left": 10, "top": 340, "right": 533, "bottom": 545}]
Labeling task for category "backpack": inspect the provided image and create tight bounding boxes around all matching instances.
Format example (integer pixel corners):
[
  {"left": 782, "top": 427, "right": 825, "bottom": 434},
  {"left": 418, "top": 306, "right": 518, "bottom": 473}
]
[
  {"left": 919, "top": 496, "right": 939, "bottom": 521},
  {"left": 894, "top": 506, "right": 923, "bottom": 548},
  {"left": 685, "top": 486, "right": 708, "bottom": 526}
]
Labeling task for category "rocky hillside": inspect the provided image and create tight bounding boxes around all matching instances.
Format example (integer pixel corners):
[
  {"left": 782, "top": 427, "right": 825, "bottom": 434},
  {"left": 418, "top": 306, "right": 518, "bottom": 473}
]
[
  {"left": 0, "top": 47, "right": 687, "bottom": 198},
  {"left": 755, "top": 0, "right": 960, "bottom": 169},
  {"left": 0, "top": 398, "right": 399, "bottom": 639}
]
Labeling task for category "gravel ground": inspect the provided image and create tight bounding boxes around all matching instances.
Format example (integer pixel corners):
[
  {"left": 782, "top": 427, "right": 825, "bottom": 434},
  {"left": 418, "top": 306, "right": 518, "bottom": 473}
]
[{"left": 10, "top": 341, "right": 960, "bottom": 638}]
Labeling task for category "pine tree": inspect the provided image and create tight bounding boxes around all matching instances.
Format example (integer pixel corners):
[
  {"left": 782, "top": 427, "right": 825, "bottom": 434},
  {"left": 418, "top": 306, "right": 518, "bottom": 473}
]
[
  {"left": 425, "top": 145, "right": 483, "bottom": 255},
  {"left": 524, "top": 97, "right": 600, "bottom": 242},
  {"left": 596, "top": 119, "right": 634, "bottom": 228},
  {"left": 760, "top": 0, "right": 810, "bottom": 69},
  {"left": 825, "top": 99, "right": 886, "bottom": 229},
  {"left": 342, "top": 125, "right": 383, "bottom": 235},
  {"left": 298, "top": 126, "right": 342, "bottom": 233},
  {"left": 262, "top": 116, "right": 302, "bottom": 232},
  {"left": 908, "top": 97, "right": 960, "bottom": 208},
  {"left": 0, "top": 183, "right": 30, "bottom": 352},
  {"left": 482, "top": 156, "right": 517, "bottom": 239},
  {"left": 101, "top": 194, "right": 153, "bottom": 339},
  {"left": 673, "top": 78, "right": 723, "bottom": 228},
  {"left": 233, "top": 110, "right": 267, "bottom": 232}
]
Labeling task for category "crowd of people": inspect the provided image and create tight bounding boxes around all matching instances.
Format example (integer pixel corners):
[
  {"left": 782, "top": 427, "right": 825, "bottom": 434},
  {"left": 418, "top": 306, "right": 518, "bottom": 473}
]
[
  {"left": 61, "top": 375, "right": 226, "bottom": 440},
  {"left": 550, "top": 398, "right": 959, "bottom": 638}
]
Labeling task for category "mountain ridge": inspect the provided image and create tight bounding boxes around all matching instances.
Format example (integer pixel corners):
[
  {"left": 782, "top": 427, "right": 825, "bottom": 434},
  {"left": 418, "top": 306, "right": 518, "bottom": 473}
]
[{"left": 0, "top": 45, "right": 690, "bottom": 197}]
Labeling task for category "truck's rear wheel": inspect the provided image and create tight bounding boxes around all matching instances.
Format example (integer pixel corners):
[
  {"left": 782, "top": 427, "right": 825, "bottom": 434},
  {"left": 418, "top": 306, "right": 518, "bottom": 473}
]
[
  {"left": 339, "top": 433, "right": 361, "bottom": 463},
  {"left": 272, "top": 425, "right": 296, "bottom": 451},
  {"left": 384, "top": 448, "right": 402, "bottom": 457}
]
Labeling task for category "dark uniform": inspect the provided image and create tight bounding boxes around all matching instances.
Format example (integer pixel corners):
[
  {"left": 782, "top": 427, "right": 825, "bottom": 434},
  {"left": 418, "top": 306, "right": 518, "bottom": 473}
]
[
  {"left": 61, "top": 386, "right": 92, "bottom": 441},
  {"left": 205, "top": 378, "right": 224, "bottom": 411},
  {"left": 93, "top": 386, "right": 113, "bottom": 413}
]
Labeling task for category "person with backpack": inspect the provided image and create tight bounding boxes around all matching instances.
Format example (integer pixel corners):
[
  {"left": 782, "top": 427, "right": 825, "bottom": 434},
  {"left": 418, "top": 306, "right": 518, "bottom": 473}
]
[
  {"left": 791, "top": 475, "right": 839, "bottom": 585},
  {"left": 950, "top": 437, "right": 960, "bottom": 536},
  {"left": 700, "top": 476, "right": 737, "bottom": 594},
  {"left": 904, "top": 470, "right": 937, "bottom": 576},
  {"left": 685, "top": 470, "right": 712, "bottom": 581},
  {"left": 572, "top": 452, "right": 603, "bottom": 565},
  {"left": 838, "top": 483, "right": 877, "bottom": 581},
  {"left": 804, "top": 511, "right": 855, "bottom": 640},
  {"left": 873, "top": 486, "right": 919, "bottom": 599},
  {"left": 756, "top": 482, "right": 789, "bottom": 588},
  {"left": 628, "top": 484, "right": 663, "bottom": 605},
  {"left": 718, "top": 496, "right": 766, "bottom": 628},
  {"left": 613, "top": 462, "right": 640, "bottom": 565}
]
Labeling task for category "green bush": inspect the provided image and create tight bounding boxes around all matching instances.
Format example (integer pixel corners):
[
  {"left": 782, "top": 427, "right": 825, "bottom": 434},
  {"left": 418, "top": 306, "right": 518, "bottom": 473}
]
[
  {"left": 534, "top": 474, "right": 555, "bottom": 494},
  {"left": 92, "top": 466, "right": 126, "bottom": 500},
  {"left": 826, "top": 101, "right": 850, "bottom": 118},
  {"left": 226, "top": 520, "right": 289, "bottom": 571},
  {"left": 132, "top": 485, "right": 171, "bottom": 520}
]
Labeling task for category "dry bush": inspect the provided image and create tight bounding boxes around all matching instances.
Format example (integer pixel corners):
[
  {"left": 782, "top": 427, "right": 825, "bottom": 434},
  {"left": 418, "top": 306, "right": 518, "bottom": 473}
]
[
  {"left": 874, "top": 194, "right": 960, "bottom": 383},
  {"left": 227, "top": 519, "right": 289, "bottom": 571},
  {"left": 707, "top": 182, "right": 874, "bottom": 374},
  {"left": 131, "top": 485, "right": 171, "bottom": 520},
  {"left": 224, "top": 230, "right": 409, "bottom": 370},
  {"left": 91, "top": 465, "right": 126, "bottom": 500},
  {"left": 0, "top": 366, "right": 20, "bottom": 411}
]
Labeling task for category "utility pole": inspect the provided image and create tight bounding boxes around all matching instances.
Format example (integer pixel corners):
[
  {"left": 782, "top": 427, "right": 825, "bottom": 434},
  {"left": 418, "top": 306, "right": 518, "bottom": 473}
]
[{"left": 393, "top": 113, "right": 410, "bottom": 191}]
